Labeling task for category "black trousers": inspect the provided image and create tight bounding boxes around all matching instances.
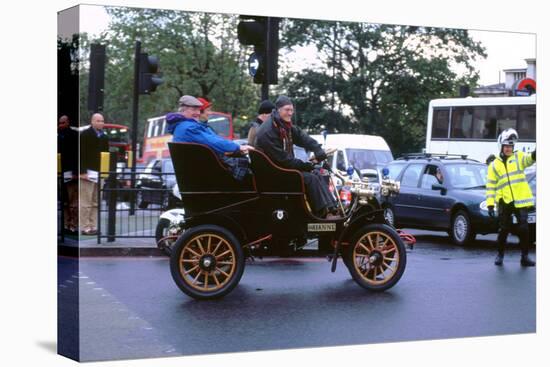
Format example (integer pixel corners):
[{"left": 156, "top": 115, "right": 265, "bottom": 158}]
[
  {"left": 302, "top": 171, "right": 336, "bottom": 215},
  {"left": 497, "top": 200, "right": 530, "bottom": 254}
]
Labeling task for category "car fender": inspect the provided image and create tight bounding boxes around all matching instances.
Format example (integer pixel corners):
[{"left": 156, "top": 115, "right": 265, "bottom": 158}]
[{"left": 160, "top": 208, "right": 186, "bottom": 222}]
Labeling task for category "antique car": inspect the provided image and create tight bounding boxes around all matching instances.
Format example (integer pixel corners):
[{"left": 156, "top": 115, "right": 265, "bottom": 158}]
[{"left": 167, "top": 142, "right": 407, "bottom": 300}]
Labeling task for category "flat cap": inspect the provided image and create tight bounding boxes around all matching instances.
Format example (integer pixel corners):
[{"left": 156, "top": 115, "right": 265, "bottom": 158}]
[{"left": 178, "top": 95, "right": 203, "bottom": 107}]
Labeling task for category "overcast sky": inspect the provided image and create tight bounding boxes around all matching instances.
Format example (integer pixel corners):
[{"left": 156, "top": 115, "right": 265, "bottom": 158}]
[{"left": 78, "top": 4, "right": 535, "bottom": 87}]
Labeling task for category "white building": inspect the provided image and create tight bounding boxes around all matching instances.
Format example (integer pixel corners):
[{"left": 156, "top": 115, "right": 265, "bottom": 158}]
[{"left": 474, "top": 58, "right": 536, "bottom": 97}]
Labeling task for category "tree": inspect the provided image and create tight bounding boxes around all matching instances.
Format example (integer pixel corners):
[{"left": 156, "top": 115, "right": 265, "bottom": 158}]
[
  {"left": 78, "top": 7, "right": 260, "bottom": 142},
  {"left": 280, "top": 20, "right": 487, "bottom": 155}
]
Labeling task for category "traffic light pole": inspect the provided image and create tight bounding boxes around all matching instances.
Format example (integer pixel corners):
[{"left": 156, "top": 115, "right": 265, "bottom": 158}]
[
  {"left": 129, "top": 40, "right": 141, "bottom": 216},
  {"left": 261, "top": 83, "right": 269, "bottom": 101}
]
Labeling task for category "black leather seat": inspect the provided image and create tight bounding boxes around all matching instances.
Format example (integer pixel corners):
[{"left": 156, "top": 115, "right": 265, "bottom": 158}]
[
  {"left": 168, "top": 142, "right": 256, "bottom": 214},
  {"left": 248, "top": 149, "right": 304, "bottom": 193}
]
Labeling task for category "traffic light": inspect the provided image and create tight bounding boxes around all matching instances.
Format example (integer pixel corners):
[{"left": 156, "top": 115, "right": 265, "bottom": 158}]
[
  {"left": 138, "top": 53, "right": 163, "bottom": 94},
  {"left": 237, "top": 16, "right": 279, "bottom": 84}
]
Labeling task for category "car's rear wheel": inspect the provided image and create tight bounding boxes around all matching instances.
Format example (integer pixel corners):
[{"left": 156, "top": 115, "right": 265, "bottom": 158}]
[
  {"left": 170, "top": 225, "right": 244, "bottom": 300},
  {"left": 450, "top": 210, "right": 475, "bottom": 245}
]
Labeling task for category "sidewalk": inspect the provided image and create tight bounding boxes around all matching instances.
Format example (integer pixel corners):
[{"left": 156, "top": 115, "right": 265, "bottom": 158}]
[
  {"left": 58, "top": 235, "right": 321, "bottom": 257},
  {"left": 58, "top": 234, "right": 164, "bottom": 257}
]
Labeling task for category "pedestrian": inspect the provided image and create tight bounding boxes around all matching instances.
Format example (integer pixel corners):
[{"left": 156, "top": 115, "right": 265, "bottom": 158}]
[
  {"left": 79, "top": 113, "right": 110, "bottom": 236},
  {"left": 486, "top": 128, "right": 536, "bottom": 266},
  {"left": 58, "top": 115, "right": 79, "bottom": 234},
  {"left": 247, "top": 99, "right": 275, "bottom": 146},
  {"left": 166, "top": 95, "right": 254, "bottom": 181},
  {"left": 255, "top": 95, "right": 338, "bottom": 218}
]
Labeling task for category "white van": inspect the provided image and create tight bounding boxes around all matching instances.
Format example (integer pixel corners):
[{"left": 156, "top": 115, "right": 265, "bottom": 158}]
[{"left": 310, "top": 134, "right": 394, "bottom": 182}]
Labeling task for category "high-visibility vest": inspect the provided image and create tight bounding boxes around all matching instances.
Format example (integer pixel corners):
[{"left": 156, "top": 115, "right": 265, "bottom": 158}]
[{"left": 486, "top": 151, "right": 535, "bottom": 208}]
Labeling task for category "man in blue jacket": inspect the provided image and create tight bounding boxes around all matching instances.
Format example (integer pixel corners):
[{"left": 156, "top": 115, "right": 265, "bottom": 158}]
[{"left": 166, "top": 95, "right": 254, "bottom": 180}]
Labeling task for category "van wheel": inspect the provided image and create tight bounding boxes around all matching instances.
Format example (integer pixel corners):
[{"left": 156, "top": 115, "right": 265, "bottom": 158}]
[{"left": 450, "top": 210, "right": 475, "bottom": 245}]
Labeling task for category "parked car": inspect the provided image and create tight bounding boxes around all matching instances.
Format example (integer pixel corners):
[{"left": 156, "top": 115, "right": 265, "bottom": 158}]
[
  {"left": 382, "top": 154, "right": 536, "bottom": 246},
  {"left": 137, "top": 158, "right": 179, "bottom": 209},
  {"left": 381, "top": 154, "right": 490, "bottom": 245}
]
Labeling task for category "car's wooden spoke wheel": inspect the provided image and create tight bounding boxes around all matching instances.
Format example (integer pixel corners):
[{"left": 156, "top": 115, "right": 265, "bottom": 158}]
[
  {"left": 352, "top": 231, "right": 399, "bottom": 285},
  {"left": 178, "top": 234, "right": 236, "bottom": 292},
  {"left": 345, "top": 224, "right": 406, "bottom": 292}
]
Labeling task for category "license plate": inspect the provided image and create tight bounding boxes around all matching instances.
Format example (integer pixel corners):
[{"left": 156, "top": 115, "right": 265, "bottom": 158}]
[{"left": 307, "top": 223, "right": 336, "bottom": 232}]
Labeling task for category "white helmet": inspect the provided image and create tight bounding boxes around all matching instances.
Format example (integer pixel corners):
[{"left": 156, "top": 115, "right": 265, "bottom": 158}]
[{"left": 497, "top": 128, "right": 518, "bottom": 151}]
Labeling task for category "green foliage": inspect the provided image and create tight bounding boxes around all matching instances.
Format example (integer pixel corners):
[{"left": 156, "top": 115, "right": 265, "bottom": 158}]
[
  {"left": 78, "top": 7, "right": 259, "bottom": 143},
  {"left": 280, "top": 20, "right": 486, "bottom": 156}
]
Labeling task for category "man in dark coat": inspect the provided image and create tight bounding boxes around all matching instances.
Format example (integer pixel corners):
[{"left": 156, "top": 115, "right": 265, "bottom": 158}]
[
  {"left": 79, "top": 113, "right": 110, "bottom": 235},
  {"left": 255, "top": 95, "right": 337, "bottom": 218},
  {"left": 58, "top": 115, "right": 79, "bottom": 234},
  {"left": 247, "top": 99, "right": 275, "bottom": 147}
]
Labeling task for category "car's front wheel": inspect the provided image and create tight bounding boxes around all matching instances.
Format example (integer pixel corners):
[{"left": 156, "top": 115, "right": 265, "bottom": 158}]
[
  {"left": 344, "top": 224, "right": 407, "bottom": 292},
  {"left": 450, "top": 210, "right": 475, "bottom": 245}
]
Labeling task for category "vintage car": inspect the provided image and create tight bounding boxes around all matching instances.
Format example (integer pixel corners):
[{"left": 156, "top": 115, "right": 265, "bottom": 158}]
[{"left": 167, "top": 142, "right": 407, "bottom": 299}]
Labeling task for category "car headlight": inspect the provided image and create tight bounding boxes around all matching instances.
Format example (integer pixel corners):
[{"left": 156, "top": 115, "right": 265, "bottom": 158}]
[{"left": 479, "top": 200, "right": 489, "bottom": 211}]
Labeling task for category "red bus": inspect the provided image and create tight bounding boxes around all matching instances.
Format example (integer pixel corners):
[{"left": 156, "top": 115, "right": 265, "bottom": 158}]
[{"left": 140, "top": 112, "right": 234, "bottom": 164}]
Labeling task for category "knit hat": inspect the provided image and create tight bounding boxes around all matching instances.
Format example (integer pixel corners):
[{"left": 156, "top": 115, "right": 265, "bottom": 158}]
[
  {"left": 197, "top": 97, "right": 212, "bottom": 112},
  {"left": 258, "top": 100, "right": 275, "bottom": 114},
  {"left": 275, "top": 95, "right": 293, "bottom": 109}
]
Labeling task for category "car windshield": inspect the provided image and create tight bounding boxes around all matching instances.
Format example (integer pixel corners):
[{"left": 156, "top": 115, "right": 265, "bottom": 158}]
[
  {"left": 445, "top": 163, "right": 487, "bottom": 189},
  {"left": 346, "top": 148, "right": 393, "bottom": 170}
]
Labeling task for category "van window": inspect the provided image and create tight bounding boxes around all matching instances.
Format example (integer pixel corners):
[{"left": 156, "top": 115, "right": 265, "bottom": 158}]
[
  {"left": 496, "top": 106, "right": 517, "bottom": 134},
  {"left": 472, "top": 106, "right": 498, "bottom": 139},
  {"left": 517, "top": 105, "right": 536, "bottom": 140},
  {"left": 431, "top": 108, "right": 450, "bottom": 138},
  {"left": 450, "top": 107, "right": 473, "bottom": 139}
]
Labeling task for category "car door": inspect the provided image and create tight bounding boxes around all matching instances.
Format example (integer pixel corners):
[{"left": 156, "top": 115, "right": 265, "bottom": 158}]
[
  {"left": 416, "top": 164, "right": 454, "bottom": 228},
  {"left": 393, "top": 163, "right": 425, "bottom": 226}
]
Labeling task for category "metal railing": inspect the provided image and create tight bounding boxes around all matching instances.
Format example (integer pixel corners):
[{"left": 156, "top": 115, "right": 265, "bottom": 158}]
[{"left": 97, "top": 170, "right": 179, "bottom": 243}]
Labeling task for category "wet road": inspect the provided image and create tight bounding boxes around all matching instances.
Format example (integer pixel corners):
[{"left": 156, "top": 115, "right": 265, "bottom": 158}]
[{"left": 58, "top": 230, "right": 536, "bottom": 362}]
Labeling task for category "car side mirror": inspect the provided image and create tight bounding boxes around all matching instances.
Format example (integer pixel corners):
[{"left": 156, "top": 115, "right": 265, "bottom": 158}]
[{"left": 432, "top": 183, "right": 447, "bottom": 195}]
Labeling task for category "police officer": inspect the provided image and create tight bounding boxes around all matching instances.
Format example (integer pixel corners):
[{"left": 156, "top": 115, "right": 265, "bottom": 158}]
[{"left": 486, "top": 128, "right": 536, "bottom": 266}]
